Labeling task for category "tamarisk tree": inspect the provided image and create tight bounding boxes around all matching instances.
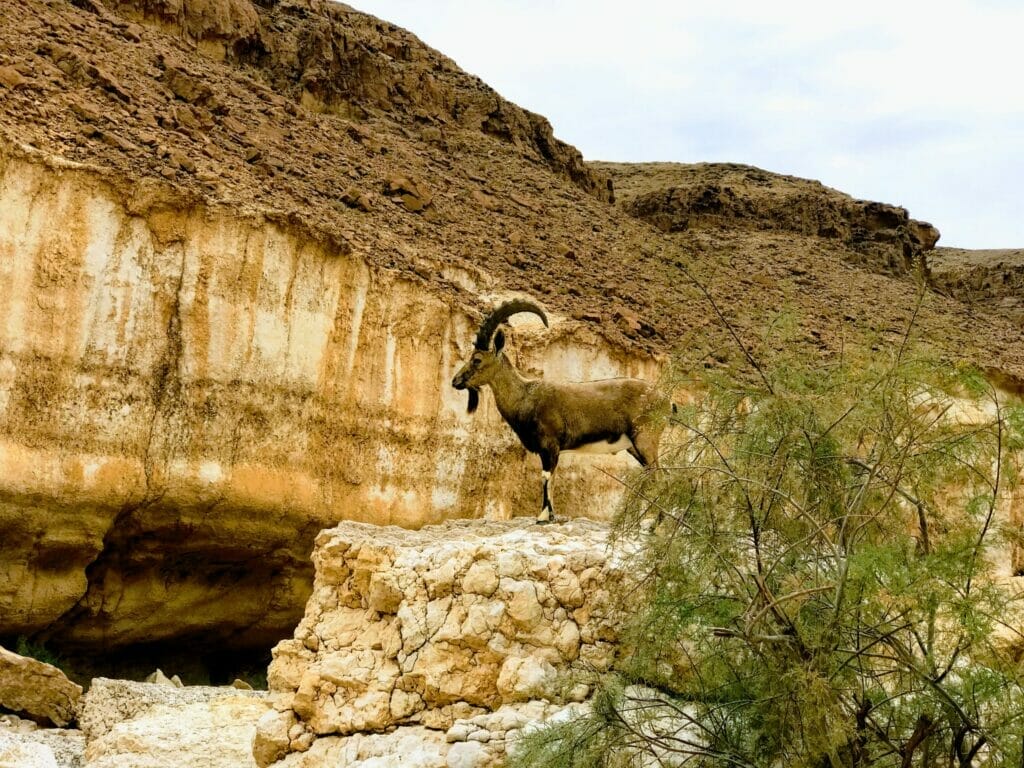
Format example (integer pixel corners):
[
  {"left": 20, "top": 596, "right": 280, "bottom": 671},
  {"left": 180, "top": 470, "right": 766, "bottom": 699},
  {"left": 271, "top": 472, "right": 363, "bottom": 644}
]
[{"left": 512, "top": 329, "right": 1024, "bottom": 768}]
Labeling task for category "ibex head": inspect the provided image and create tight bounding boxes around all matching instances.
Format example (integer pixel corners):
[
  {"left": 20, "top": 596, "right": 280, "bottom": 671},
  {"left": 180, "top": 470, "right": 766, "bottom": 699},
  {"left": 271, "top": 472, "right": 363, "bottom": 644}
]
[{"left": 451, "top": 299, "right": 548, "bottom": 413}]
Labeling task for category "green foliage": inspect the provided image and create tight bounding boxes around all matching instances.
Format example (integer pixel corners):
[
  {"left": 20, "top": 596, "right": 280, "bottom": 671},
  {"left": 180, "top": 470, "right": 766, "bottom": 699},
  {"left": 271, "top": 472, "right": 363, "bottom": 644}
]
[
  {"left": 14, "top": 635, "right": 64, "bottom": 671},
  {"left": 512, "top": 320, "right": 1024, "bottom": 768}
]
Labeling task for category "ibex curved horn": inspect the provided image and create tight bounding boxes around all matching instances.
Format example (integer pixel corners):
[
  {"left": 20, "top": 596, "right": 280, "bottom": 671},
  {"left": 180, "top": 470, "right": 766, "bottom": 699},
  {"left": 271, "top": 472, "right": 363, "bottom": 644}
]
[{"left": 474, "top": 299, "right": 548, "bottom": 351}]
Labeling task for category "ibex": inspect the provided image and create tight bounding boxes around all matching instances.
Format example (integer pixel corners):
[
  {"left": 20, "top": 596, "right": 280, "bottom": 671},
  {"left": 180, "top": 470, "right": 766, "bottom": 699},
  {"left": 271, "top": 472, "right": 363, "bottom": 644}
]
[{"left": 451, "top": 299, "right": 670, "bottom": 524}]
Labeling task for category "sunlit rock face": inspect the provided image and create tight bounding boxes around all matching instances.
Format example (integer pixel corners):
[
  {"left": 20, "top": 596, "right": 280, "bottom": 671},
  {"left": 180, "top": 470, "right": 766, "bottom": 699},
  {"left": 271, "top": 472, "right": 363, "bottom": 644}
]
[
  {"left": 256, "top": 518, "right": 622, "bottom": 767},
  {"left": 0, "top": 149, "right": 658, "bottom": 652}
]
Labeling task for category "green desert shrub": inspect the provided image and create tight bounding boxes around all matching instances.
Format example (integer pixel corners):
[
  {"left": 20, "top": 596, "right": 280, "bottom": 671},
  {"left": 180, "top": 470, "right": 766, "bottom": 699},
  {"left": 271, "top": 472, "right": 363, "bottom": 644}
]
[{"left": 513, "top": 317, "right": 1024, "bottom": 768}]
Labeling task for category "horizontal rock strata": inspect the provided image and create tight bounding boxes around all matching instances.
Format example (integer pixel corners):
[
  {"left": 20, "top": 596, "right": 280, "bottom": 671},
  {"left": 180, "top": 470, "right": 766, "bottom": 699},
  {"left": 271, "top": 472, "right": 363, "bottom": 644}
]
[
  {"left": 257, "top": 518, "right": 623, "bottom": 766},
  {"left": 0, "top": 147, "right": 654, "bottom": 652}
]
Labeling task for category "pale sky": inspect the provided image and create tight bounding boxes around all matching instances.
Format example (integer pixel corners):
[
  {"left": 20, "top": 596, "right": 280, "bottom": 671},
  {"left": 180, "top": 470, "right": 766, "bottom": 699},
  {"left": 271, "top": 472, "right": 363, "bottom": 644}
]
[{"left": 353, "top": 1, "right": 1024, "bottom": 249}]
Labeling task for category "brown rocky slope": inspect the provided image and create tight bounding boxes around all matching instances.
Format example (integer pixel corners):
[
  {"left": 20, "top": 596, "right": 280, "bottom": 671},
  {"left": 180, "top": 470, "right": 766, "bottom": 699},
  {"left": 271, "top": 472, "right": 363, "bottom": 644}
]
[{"left": 0, "top": 0, "right": 1022, "bottom": 675}]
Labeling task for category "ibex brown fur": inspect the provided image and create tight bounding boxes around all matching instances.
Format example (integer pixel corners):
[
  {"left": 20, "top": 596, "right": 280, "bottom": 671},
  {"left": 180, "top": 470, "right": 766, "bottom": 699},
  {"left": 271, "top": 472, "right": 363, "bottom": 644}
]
[{"left": 452, "top": 299, "right": 670, "bottom": 523}]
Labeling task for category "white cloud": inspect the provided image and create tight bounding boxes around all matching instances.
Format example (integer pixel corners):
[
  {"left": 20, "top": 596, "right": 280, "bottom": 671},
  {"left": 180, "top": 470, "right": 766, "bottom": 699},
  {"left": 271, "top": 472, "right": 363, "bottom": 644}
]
[{"left": 354, "top": 0, "right": 1024, "bottom": 247}]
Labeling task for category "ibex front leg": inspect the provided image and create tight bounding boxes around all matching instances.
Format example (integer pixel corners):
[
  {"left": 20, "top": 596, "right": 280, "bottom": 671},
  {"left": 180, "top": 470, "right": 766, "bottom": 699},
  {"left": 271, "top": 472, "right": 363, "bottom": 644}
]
[{"left": 537, "top": 449, "right": 559, "bottom": 524}]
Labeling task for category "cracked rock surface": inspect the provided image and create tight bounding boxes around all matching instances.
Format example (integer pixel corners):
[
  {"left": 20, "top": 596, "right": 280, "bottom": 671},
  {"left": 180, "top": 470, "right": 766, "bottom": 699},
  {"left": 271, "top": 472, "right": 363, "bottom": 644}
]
[
  {"left": 0, "top": 646, "right": 82, "bottom": 728},
  {"left": 256, "top": 518, "right": 622, "bottom": 767}
]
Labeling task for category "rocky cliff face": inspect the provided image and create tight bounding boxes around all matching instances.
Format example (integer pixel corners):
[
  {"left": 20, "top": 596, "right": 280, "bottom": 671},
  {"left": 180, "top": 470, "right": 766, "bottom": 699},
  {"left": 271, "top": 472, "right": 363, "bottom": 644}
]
[
  {"left": 104, "top": 0, "right": 614, "bottom": 203},
  {"left": 0, "top": 144, "right": 653, "bottom": 656},
  {"left": 595, "top": 162, "right": 941, "bottom": 277},
  {"left": 928, "top": 247, "right": 1024, "bottom": 327}
]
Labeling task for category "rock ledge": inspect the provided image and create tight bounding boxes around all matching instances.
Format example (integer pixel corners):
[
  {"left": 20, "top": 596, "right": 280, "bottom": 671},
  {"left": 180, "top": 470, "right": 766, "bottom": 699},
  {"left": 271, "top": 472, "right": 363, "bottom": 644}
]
[{"left": 258, "top": 518, "right": 622, "bottom": 767}]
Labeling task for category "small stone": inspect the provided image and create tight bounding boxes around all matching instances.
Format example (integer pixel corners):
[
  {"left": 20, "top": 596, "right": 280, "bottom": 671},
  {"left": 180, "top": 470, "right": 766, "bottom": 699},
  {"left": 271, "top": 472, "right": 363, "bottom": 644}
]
[
  {"left": 69, "top": 99, "right": 102, "bottom": 122},
  {"left": 230, "top": 678, "right": 253, "bottom": 690},
  {"left": 101, "top": 132, "right": 137, "bottom": 152},
  {"left": 340, "top": 187, "right": 373, "bottom": 212},
  {"left": 389, "top": 688, "right": 422, "bottom": 720},
  {"left": 505, "top": 582, "right": 543, "bottom": 631},
  {"left": 367, "top": 571, "right": 404, "bottom": 614},
  {"left": 471, "top": 189, "right": 499, "bottom": 211},
  {"left": 88, "top": 64, "right": 130, "bottom": 101},
  {"left": 401, "top": 194, "right": 425, "bottom": 212},
  {"left": 461, "top": 562, "right": 499, "bottom": 597},
  {"left": 568, "top": 682, "right": 590, "bottom": 702},
  {"left": 221, "top": 116, "right": 247, "bottom": 135},
  {"left": 290, "top": 730, "right": 314, "bottom": 752},
  {"left": 144, "top": 669, "right": 176, "bottom": 687},
  {"left": 496, "top": 655, "right": 556, "bottom": 701},
  {"left": 446, "top": 740, "right": 486, "bottom": 768},
  {"left": 446, "top": 722, "right": 472, "bottom": 742},
  {"left": 551, "top": 570, "right": 584, "bottom": 608},
  {"left": 164, "top": 65, "right": 212, "bottom": 105},
  {"left": 168, "top": 150, "right": 196, "bottom": 173},
  {"left": 0, "top": 66, "right": 28, "bottom": 89},
  {"left": 424, "top": 561, "right": 456, "bottom": 599},
  {"left": 253, "top": 709, "right": 295, "bottom": 768},
  {"left": 554, "top": 620, "right": 581, "bottom": 660},
  {"left": 0, "top": 646, "right": 82, "bottom": 727},
  {"left": 614, "top": 306, "right": 642, "bottom": 335}
]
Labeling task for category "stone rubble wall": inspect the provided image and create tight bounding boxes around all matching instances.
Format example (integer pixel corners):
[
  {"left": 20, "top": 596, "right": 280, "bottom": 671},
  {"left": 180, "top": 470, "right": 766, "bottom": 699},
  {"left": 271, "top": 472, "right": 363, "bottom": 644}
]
[{"left": 256, "top": 518, "right": 623, "bottom": 767}]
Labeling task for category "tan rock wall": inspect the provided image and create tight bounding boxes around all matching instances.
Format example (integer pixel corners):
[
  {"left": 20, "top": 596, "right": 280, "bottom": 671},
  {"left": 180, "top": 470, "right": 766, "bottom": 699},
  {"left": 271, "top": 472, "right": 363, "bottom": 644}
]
[
  {"left": 0, "top": 148, "right": 658, "bottom": 648},
  {"left": 257, "top": 519, "right": 621, "bottom": 767}
]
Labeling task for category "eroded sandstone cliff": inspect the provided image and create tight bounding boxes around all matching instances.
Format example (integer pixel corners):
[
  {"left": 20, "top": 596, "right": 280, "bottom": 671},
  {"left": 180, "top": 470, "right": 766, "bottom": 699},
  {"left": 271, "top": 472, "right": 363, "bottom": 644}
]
[{"left": 0, "top": 143, "right": 653, "bottom": 657}]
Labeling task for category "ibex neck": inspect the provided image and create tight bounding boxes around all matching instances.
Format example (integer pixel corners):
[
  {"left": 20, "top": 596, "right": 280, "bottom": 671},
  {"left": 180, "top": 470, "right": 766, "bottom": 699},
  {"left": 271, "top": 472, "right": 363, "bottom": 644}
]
[{"left": 488, "top": 355, "right": 532, "bottom": 421}]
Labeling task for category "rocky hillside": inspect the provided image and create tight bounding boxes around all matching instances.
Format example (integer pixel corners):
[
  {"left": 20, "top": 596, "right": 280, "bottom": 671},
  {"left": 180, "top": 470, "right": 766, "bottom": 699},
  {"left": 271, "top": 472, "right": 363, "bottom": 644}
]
[
  {"left": 597, "top": 161, "right": 940, "bottom": 276},
  {"left": 0, "top": 0, "right": 1022, "bottom": 675},
  {"left": 928, "top": 247, "right": 1024, "bottom": 325}
]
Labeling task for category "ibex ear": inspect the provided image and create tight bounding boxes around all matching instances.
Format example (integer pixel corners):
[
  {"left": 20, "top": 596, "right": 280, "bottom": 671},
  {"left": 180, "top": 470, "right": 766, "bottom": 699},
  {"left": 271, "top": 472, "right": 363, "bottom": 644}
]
[
  {"left": 467, "top": 387, "right": 479, "bottom": 414},
  {"left": 493, "top": 329, "right": 505, "bottom": 353}
]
